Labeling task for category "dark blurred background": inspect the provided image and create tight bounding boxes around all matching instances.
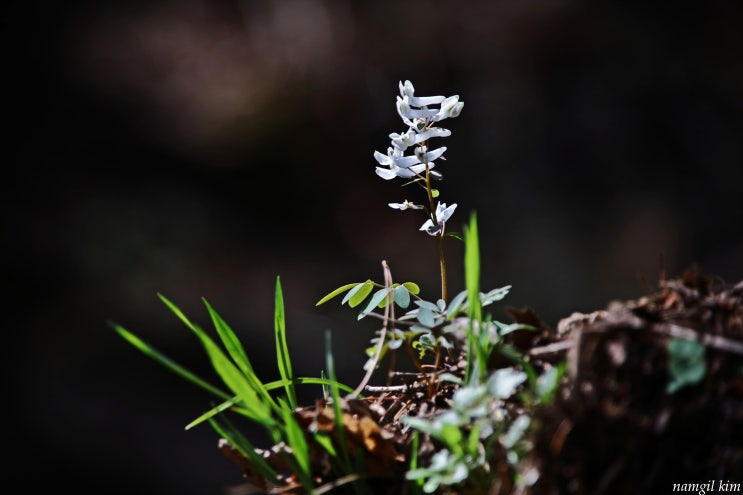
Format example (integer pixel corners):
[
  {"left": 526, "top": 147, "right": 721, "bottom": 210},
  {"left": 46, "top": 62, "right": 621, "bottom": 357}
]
[{"left": 5, "top": 0, "right": 742, "bottom": 493}]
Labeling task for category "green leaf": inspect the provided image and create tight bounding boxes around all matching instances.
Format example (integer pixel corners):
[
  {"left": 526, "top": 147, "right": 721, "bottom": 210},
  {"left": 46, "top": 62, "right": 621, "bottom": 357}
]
[
  {"left": 203, "top": 299, "right": 278, "bottom": 412},
  {"left": 324, "top": 331, "right": 353, "bottom": 470},
  {"left": 202, "top": 300, "right": 250, "bottom": 373},
  {"left": 263, "top": 376, "right": 357, "bottom": 396},
  {"left": 344, "top": 280, "right": 374, "bottom": 308},
  {"left": 278, "top": 397, "right": 311, "bottom": 478},
  {"left": 432, "top": 189, "right": 440, "bottom": 198},
  {"left": 316, "top": 283, "right": 360, "bottom": 306},
  {"left": 667, "top": 338, "right": 706, "bottom": 393},
  {"left": 403, "top": 281, "right": 421, "bottom": 295},
  {"left": 463, "top": 212, "right": 481, "bottom": 323},
  {"left": 185, "top": 397, "right": 238, "bottom": 430},
  {"left": 158, "top": 294, "right": 274, "bottom": 426},
  {"left": 208, "top": 416, "right": 279, "bottom": 484},
  {"left": 274, "top": 277, "right": 297, "bottom": 410}
]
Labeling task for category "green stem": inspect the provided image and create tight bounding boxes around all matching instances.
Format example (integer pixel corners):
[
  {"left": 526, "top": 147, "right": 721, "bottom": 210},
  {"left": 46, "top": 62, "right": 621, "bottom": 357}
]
[
  {"left": 422, "top": 144, "right": 448, "bottom": 303},
  {"left": 437, "top": 233, "right": 448, "bottom": 303}
]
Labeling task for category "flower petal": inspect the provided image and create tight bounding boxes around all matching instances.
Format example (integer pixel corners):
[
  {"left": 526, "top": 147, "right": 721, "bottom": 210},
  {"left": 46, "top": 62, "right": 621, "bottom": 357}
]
[
  {"left": 393, "top": 154, "right": 423, "bottom": 168},
  {"left": 414, "top": 127, "right": 451, "bottom": 143},
  {"left": 375, "top": 167, "right": 397, "bottom": 180},
  {"left": 424, "top": 146, "right": 447, "bottom": 162},
  {"left": 374, "top": 150, "right": 392, "bottom": 165}
]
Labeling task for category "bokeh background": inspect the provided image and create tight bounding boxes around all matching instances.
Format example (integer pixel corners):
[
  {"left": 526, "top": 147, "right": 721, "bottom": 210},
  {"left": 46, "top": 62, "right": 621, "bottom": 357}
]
[{"left": 6, "top": 1, "right": 742, "bottom": 493}]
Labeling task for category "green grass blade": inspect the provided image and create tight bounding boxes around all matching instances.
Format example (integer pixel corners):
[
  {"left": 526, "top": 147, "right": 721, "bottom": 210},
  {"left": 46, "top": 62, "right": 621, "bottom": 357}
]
[
  {"left": 158, "top": 294, "right": 274, "bottom": 426},
  {"left": 112, "top": 323, "right": 231, "bottom": 401},
  {"left": 203, "top": 298, "right": 250, "bottom": 371},
  {"left": 324, "top": 331, "right": 353, "bottom": 471},
  {"left": 208, "top": 416, "right": 280, "bottom": 484},
  {"left": 264, "top": 377, "right": 357, "bottom": 395},
  {"left": 278, "top": 397, "right": 312, "bottom": 482},
  {"left": 185, "top": 397, "right": 239, "bottom": 430},
  {"left": 463, "top": 212, "right": 483, "bottom": 383},
  {"left": 203, "top": 298, "right": 280, "bottom": 414},
  {"left": 274, "top": 277, "right": 298, "bottom": 410},
  {"left": 463, "top": 212, "right": 482, "bottom": 323}
]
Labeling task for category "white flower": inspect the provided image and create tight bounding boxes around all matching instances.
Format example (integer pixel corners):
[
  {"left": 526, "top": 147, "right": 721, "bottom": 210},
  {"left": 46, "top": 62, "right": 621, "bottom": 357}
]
[
  {"left": 388, "top": 200, "right": 424, "bottom": 210},
  {"left": 412, "top": 145, "right": 447, "bottom": 164},
  {"left": 420, "top": 202, "right": 457, "bottom": 236},
  {"left": 431, "top": 95, "right": 464, "bottom": 122},
  {"left": 390, "top": 126, "right": 452, "bottom": 150},
  {"left": 396, "top": 95, "right": 438, "bottom": 126},
  {"left": 389, "top": 128, "right": 417, "bottom": 150},
  {"left": 375, "top": 80, "right": 462, "bottom": 182},
  {"left": 373, "top": 144, "right": 447, "bottom": 180},
  {"left": 399, "top": 80, "right": 446, "bottom": 107},
  {"left": 374, "top": 147, "right": 436, "bottom": 180},
  {"left": 414, "top": 126, "right": 451, "bottom": 142}
]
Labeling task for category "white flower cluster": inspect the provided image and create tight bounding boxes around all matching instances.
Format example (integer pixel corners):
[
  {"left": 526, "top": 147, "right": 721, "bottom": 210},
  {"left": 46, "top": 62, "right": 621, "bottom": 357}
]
[
  {"left": 374, "top": 80, "right": 464, "bottom": 236},
  {"left": 374, "top": 80, "right": 463, "bottom": 182}
]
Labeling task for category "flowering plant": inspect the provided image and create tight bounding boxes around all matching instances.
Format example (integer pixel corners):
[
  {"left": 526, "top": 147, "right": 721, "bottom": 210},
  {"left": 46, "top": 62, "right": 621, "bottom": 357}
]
[
  {"left": 374, "top": 80, "right": 463, "bottom": 301},
  {"left": 113, "top": 79, "right": 561, "bottom": 495}
]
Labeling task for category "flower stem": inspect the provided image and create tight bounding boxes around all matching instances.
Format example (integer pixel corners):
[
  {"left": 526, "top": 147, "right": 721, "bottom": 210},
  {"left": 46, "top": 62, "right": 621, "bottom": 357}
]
[
  {"left": 423, "top": 146, "right": 448, "bottom": 303},
  {"left": 437, "top": 234, "right": 448, "bottom": 303}
]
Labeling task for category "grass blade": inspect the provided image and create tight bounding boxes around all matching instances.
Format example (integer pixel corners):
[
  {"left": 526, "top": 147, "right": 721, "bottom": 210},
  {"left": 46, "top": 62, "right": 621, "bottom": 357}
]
[
  {"left": 204, "top": 298, "right": 280, "bottom": 413},
  {"left": 158, "top": 294, "right": 274, "bottom": 426},
  {"left": 274, "top": 277, "right": 298, "bottom": 410},
  {"left": 112, "top": 323, "right": 231, "bottom": 401},
  {"left": 209, "top": 415, "right": 280, "bottom": 485}
]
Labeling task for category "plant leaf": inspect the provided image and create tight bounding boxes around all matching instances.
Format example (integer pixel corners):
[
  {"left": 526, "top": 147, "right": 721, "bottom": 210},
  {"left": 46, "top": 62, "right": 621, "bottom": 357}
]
[
  {"left": 344, "top": 280, "right": 374, "bottom": 308},
  {"left": 358, "top": 288, "right": 392, "bottom": 319},
  {"left": 274, "top": 277, "right": 298, "bottom": 409},
  {"left": 316, "top": 283, "right": 360, "bottom": 306},
  {"left": 158, "top": 294, "right": 274, "bottom": 426},
  {"left": 393, "top": 285, "right": 411, "bottom": 308},
  {"left": 403, "top": 281, "right": 421, "bottom": 295}
]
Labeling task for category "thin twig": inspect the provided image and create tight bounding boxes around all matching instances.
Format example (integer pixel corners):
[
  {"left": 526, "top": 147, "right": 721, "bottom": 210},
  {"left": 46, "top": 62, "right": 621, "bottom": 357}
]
[
  {"left": 652, "top": 322, "right": 743, "bottom": 355},
  {"left": 528, "top": 340, "right": 574, "bottom": 356},
  {"left": 348, "top": 260, "right": 394, "bottom": 398}
]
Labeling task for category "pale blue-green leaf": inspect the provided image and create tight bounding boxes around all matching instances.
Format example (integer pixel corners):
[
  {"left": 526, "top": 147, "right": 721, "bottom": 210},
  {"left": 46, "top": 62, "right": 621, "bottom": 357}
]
[
  {"left": 501, "top": 415, "right": 531, "bottom": 449},
  {"left": 445, "top": 290, "right": 468, "bottom": 319},
  {"left": 480, "top": 285, "right": 512, "bottom": 306},
  {"left": 488, "top": 368, "right": 527, "bottom": 399},
  {"left": 417, "top": 307, "right": 437, "bottom": 327},
  {"left": 358, "top": 288, "right": 392, "bottom": 319},
  {"left": 415, "top": 300, "right": 440, "bottom": 312},
  {"left": 393, "top": 285, "right": 411, "bottom": 308}
]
